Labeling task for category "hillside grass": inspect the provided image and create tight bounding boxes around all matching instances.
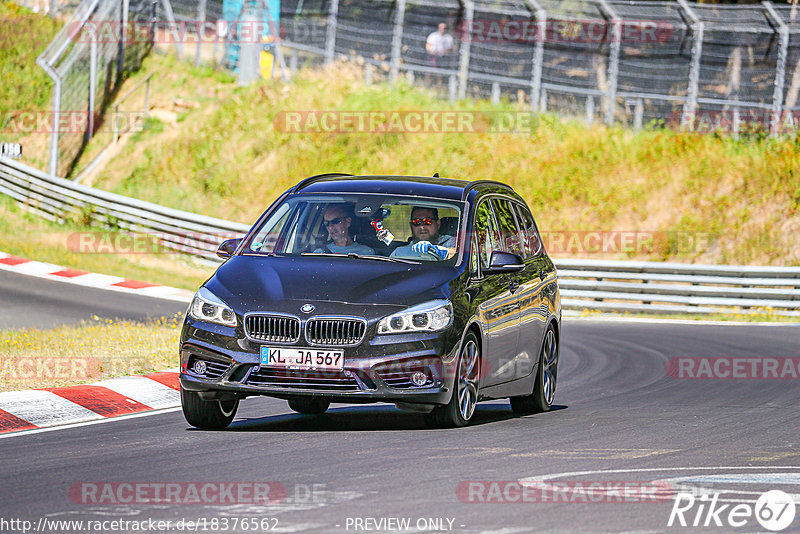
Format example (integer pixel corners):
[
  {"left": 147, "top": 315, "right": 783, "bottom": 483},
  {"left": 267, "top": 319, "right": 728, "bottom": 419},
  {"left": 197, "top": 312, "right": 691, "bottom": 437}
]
[
  {"left": 0, "top": 2, "right": 60, "bottom": 168},
  {"left": 81, "top": 53, "right": 800, "bottom": 266}
]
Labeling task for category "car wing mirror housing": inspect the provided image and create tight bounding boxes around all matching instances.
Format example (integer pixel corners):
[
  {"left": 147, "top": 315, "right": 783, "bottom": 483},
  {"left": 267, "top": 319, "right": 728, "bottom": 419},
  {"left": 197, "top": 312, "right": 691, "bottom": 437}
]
[
  {"left": 216, "top": 238, "right": 242, "bottom": 259},
  {"left": 484, "top": 251, "right": 525, "bottom": 274}
]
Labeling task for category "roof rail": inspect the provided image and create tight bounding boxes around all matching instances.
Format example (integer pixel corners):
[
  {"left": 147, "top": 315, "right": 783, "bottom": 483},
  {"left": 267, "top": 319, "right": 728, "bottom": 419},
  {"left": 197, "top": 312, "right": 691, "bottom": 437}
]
[
  {"left": 461, "top": 180, "right": 514, "bottom": 201},
  {"left": 292, "top": 172, "right": 354, "bottom": 192}
]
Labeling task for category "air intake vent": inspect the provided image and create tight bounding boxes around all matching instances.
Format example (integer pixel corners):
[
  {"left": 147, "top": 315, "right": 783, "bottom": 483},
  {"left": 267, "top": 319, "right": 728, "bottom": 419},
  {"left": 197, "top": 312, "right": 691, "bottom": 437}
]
[
  {"left": 245, "top": 314, "right": 301, "bottom": 343},
  {"left": 305, "top": 318, "right": 366, "bottom": 346}
]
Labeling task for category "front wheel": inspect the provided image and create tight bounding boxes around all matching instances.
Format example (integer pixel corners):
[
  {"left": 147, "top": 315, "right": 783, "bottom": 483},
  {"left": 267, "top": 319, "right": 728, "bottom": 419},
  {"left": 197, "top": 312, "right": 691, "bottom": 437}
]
[
  {"left": 424, "top": 332, "right": 480, "bottom": 428},
  {"left": 181, "top": 387, "right": 239, "bottom": 429},
  {"left": 510, "top": 325, "right": 558, "bottom": 415}
]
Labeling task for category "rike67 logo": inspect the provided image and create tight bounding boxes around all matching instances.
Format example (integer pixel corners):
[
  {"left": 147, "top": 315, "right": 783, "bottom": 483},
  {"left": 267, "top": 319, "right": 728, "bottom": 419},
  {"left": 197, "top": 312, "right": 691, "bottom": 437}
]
[{"left": 668, "top": 490, "right": 796, "bottom": 531}]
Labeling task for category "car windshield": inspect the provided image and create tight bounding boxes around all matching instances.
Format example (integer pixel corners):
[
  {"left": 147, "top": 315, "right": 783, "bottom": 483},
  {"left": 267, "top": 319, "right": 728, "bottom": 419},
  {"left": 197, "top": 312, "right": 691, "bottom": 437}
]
[{"left": 244, "top": 193, "right": 465, "bottom": 264}]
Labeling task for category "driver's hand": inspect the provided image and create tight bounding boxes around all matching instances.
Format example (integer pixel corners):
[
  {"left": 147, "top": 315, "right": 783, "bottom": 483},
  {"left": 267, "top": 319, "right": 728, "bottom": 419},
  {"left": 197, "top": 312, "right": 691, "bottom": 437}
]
[{"left": 411, "top": 241, "right": 448, "bottom": 259}]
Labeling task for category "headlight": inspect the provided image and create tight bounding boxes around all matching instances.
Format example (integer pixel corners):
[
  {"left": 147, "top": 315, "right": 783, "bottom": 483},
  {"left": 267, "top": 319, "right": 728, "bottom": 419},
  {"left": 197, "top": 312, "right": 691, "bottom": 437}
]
[
  {"left": 189, "top": 287, "right": 237, "bottom": 327},
  {"left": 378, "top": 300, "right": 453, "bottom": 334}
]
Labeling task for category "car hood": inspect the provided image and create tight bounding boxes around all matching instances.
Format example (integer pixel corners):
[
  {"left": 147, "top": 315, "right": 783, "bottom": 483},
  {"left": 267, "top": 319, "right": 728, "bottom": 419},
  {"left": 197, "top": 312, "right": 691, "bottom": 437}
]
[{"left": 205, "top": 255, "right": 461, "bottom": 317}]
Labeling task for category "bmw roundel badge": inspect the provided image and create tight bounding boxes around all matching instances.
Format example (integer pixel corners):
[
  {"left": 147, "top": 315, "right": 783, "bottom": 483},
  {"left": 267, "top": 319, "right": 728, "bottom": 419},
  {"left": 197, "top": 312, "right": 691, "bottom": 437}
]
[{"left": 300, "top": 304, "right": 315, "bottom": 313}]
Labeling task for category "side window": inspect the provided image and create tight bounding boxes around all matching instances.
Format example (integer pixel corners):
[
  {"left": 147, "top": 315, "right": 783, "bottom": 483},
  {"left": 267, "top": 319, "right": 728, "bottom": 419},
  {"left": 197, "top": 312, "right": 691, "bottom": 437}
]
[
  {"left": 474, "top": 201, "right": 502, "bottom": 270},
  {"left": 491, "top": 198, "right": 524, "bottom": 257},
  {"left": 513, "top": 202, "right": 543, "bottom": 257}
]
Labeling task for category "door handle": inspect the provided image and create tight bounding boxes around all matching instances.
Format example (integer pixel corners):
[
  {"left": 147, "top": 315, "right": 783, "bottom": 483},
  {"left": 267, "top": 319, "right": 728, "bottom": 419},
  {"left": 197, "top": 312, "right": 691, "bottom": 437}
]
[
  {"left": 509, "top": 280, "right": 519, "bottom": 294},
  {"left": 538, "top": 270, "right": 546, "bottom": 281}
]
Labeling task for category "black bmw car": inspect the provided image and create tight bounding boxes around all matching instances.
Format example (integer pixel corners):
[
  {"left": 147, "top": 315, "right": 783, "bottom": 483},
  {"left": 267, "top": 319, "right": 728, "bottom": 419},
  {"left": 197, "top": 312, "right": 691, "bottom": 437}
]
[{"left": 180, "top": 174, "right": 561, "bottom": 428}]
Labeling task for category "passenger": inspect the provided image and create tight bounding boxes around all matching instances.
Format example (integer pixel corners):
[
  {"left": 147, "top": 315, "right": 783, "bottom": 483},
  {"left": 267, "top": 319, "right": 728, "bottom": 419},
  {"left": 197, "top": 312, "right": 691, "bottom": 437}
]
[
  {"left": 315, "top": 204, "right": 375, "bottom": 255},
  {"left": 390, "top": 207, "right": 455, "bottom": 260}
]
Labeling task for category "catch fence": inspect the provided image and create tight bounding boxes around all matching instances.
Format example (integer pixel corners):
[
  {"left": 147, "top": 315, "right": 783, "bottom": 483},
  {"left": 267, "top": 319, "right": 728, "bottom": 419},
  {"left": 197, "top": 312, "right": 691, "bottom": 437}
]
[{"left": 156, "top": 0, "right": 800, "bottom": 135}]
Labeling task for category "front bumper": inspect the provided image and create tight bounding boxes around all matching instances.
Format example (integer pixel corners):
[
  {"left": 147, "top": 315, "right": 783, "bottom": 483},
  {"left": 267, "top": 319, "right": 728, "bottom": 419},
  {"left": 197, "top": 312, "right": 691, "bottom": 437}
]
[{"left": 179, "top": 319, "right": 460, "bottom": 405}]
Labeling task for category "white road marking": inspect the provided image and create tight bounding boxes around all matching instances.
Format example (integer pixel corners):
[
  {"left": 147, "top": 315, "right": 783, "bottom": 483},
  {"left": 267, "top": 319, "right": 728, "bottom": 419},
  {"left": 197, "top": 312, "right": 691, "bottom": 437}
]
[
  {"left": 94, "top": 376, "right": 180, "bottom": 409},
  {"left": 520, "top": 466, "right": 800, "bottom": 504},
  {"left": 0, "top": 407, "right": 183, "bottom": 439},
  {"left": 0, "top": 389, "right": 101, "bottom": 427}
]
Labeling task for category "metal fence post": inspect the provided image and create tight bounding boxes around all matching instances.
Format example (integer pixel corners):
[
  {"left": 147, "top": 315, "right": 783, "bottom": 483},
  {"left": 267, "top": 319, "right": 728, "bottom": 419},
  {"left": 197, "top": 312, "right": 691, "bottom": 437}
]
[
  {"left": 195, "top": 0, "right": 207, "bottom": 66},
  {"left": 678, "top": 0, "right": 702, "bottom": 131},
  {"left": 48, "top": 76, "right": 61, "bottom": 177},
  {"left": 88, "top": 39, "right": 97, "bottom": 138},
  {"left": 598, "top": 0, "right": 620, "bottom": 125},
  {"left": 523, "top": 0, "right": 545, "bottom": 112},
  {"left": 763, "top": 1, "right": 789, "bottom": 136},
  {"left": 457, "top": 0, "right": 474, "bottom": 99},
  {"left": 118, "top": 0, "right": 129, "bottom": 80},
  {"left": 389, "top": 0, "right": 406, "bottom": 83},
  {"left": 325, "top": 0, "right": 339, "bottom": 64},
  {"left": 160, "top": 0, "right": 183, "bottom": 59}
]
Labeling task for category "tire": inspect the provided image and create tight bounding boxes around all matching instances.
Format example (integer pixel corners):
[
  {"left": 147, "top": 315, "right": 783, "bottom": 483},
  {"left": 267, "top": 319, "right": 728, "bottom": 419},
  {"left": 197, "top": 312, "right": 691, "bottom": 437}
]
[
  {"left": 288, "top": 398, "right": 330, "bottom": 414},
  {"left": 181, "top": 387, "right": 239, "bottom": 429},
  {"left": 424, "top": 332, "right": 480, "bottom": 428},
  {"left": 510, "top": 324, "right": 558, "bottom": 415}
]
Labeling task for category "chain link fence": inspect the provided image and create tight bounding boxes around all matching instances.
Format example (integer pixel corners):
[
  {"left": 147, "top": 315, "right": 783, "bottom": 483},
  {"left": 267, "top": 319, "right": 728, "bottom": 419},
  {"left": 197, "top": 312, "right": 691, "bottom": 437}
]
[
  {"left": 155, "top": 0, "right": 800, "bottom": 136},
  {"left": 33, "top": 0, "right": 154, "bottom": 177}
]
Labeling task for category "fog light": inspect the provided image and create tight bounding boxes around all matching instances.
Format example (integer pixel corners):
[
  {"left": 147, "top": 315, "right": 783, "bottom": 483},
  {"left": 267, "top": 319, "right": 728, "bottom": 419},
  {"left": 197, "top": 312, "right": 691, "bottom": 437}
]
[
  {"left": 193, "top": 360, "right": 207, "bottom": 375},
  {"left": 410, "top": 371, "right": 427, "bottom": 386}
]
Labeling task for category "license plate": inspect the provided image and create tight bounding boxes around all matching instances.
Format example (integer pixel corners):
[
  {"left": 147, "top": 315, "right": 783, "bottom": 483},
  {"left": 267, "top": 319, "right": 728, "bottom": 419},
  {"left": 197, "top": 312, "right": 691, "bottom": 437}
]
[{"left": 260, "top": 347, "right": 344, "bottom": 371}]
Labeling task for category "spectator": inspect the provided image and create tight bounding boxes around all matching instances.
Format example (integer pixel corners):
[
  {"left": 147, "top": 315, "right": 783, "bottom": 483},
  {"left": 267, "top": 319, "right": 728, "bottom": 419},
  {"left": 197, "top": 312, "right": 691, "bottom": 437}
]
[{"left": 425, "top": 22, "right": 454, "bottom": 85}]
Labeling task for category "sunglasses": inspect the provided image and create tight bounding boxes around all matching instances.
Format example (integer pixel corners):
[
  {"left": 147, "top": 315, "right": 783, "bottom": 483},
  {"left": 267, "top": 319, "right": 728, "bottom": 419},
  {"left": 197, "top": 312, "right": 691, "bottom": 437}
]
[
  {"left": 410, "top": 217, "right": 437, "bottom": 226},
  {"left": 323, "top": 217, "right": 347, "bottom": 227}
]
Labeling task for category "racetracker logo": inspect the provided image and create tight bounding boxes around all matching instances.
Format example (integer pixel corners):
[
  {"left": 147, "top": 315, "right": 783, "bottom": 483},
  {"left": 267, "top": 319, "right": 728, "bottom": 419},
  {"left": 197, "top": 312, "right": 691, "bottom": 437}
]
[
  {"left": 273, "top": 111, "right": 537, "bottom": 134},
  {"left": 540, "top": 231, "right": 712, "bottom": 254},
  {"left": 455, "top": 19, "right": 674, "bottom": 43},
  {"left": 1, "top": 110, "right": 144, "bottom": 134},
  {"left": 668, "top": 490, "right": 796, "bottom": 531},
  {"left": 456, "top": 480, "right": 675, "bottom": 503},
  {"left": 666, "top": 357, "right": 800, "bottom": 380},
  {"left": 65, "top": 232, "right": 242, "bottom": 255},
  {"left": 69, "top": 482, "right": 287, "bottom": 505}
]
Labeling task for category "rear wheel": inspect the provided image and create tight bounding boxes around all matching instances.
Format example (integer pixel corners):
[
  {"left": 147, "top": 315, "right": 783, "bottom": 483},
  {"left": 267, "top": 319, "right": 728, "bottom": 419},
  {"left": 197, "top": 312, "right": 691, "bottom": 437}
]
[
  {"left": 288, "top": 398, "right": 330, "bottom": 414},
  {"left": 424, "top": 332, "right": 480, "bottom": 428},
  {"left": 510, "top": 325, "right": 558, "bottom": 415},
  {"left": 181, "top": 387, "right": 239, "bottom": 429}
]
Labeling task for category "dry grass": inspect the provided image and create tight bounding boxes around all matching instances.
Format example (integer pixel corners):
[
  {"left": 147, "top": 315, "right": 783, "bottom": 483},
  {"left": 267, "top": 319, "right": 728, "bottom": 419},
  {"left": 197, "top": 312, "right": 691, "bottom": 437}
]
[{"left": 0, "top": 315, "right": 182, "bottom": 392}]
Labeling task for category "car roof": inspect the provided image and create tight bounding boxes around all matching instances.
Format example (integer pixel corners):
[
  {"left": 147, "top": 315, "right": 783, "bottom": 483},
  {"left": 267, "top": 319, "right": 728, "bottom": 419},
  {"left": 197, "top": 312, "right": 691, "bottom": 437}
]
[{"left": 292, "top": 174, "right": 516, "bottom": 201}]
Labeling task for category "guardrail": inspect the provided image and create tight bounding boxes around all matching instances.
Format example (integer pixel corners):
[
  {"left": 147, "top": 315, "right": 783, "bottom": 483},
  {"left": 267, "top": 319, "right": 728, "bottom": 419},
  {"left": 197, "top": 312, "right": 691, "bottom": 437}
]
[
  {"left": 0, "top": 157, "right": 250, "bottom": 260},
  {"left": 1, "top": 157, "right": 798, "bottom": 317}
]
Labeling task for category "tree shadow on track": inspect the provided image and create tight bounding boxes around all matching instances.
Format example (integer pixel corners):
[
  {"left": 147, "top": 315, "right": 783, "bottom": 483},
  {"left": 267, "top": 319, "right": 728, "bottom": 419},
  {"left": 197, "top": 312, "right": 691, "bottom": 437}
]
[{"left": 195, "top": 403, "right": 567, "bottom": 433}]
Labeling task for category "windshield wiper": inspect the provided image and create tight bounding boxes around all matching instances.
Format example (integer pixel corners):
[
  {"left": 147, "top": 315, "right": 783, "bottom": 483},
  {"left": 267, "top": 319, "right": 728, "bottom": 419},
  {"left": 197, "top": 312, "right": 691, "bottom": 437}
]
[{"left": 300, "top": 252, "right": 419, "bottom": 264}]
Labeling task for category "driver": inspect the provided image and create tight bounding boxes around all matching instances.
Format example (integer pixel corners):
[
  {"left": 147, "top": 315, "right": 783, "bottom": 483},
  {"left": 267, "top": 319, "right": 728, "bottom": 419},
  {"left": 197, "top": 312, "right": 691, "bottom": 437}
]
[
  {"left": 314, "top": 204, "right": 375, "bottom": 255},
  {"left": 390, "top": 207, "right": 455, "bottom": 260}
]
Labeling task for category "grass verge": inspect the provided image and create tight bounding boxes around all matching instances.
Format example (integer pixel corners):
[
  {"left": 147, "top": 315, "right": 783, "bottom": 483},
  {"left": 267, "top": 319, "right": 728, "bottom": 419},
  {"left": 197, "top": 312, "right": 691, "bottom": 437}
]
[
  {"left": 0, "top": 315, "right": 182, "bottom": 392},
  {"left": 0, "top": 195, "right": 213, "bottom": 291}
]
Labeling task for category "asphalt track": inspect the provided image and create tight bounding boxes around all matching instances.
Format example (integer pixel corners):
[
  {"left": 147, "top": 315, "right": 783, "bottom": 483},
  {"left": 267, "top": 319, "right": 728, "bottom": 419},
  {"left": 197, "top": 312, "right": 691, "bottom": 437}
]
[
  {"left": 0, "top": 270, "right": 188, "bottom": 329},
  {"left": 1, "top": 271, "right": 800, "bottom": 533}
]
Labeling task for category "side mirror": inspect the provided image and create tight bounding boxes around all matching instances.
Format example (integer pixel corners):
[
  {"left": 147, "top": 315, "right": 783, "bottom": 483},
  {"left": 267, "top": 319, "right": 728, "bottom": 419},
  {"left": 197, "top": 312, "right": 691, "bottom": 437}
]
[
  {"left": 216, "top": 238, "right": 242, "bottom": 259},
  {"left": 483, "top": 251, "right": 525, "bottom": 274}
]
